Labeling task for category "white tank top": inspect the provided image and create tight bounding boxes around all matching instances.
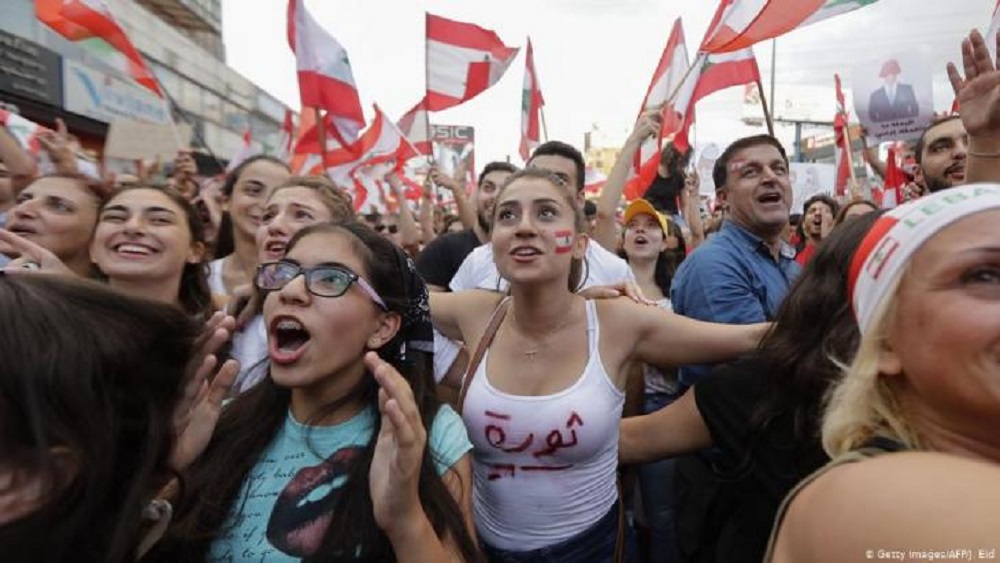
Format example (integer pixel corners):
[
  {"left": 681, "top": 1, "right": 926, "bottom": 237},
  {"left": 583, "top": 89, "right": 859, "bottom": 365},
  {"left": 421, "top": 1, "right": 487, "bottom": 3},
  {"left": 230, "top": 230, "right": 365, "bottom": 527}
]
[
  {"left": 207, "top": 257, "right": 226, "bottom": 295},
  {"left": 463, "top": 300, "right": 624, "bottom": 551}
]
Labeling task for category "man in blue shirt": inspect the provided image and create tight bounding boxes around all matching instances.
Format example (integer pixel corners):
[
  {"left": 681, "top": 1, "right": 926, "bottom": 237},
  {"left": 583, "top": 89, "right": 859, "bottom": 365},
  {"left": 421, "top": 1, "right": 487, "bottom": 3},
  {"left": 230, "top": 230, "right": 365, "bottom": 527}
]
[
  {"left": 671, "top": 134, "right": 800, "bottom": 387},
  {"left": 667, "top": 134, "right": 801, "bottom": 563}
]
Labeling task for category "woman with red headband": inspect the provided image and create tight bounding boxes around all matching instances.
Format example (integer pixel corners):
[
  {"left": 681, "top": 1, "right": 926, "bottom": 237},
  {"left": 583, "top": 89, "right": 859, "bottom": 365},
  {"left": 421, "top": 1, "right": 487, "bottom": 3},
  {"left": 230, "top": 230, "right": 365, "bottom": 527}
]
[{"left": 766, "top": 184, "right": 1000, "bottom": 559}]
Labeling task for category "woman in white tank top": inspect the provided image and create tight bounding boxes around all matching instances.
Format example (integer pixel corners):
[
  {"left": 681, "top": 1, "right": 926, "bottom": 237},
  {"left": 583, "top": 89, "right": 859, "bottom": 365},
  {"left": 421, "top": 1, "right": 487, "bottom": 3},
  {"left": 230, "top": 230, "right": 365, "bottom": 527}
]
[{"left": 430, "top": 167, "right": 768, "bottom": 561}]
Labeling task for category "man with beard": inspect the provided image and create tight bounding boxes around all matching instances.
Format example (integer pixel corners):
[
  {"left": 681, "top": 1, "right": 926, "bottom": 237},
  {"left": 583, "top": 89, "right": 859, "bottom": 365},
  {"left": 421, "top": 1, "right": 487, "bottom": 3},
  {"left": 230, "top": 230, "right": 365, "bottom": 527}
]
[
  {"left": 794, "top": 194, "right": 838, "bottom": 265},
  {"left": 415, "top": 161, "right": 517, "bottom": 291},
  {"left": 914, "top": 114, "right": 968, "bottom": 193}
]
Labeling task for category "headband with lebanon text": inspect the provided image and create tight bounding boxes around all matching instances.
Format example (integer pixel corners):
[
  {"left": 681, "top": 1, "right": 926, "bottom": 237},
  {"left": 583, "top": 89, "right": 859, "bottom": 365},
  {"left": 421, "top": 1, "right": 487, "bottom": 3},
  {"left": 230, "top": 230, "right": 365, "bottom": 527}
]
[{"left": 849, "top": 184, "right": 1000, "bottom": 335}]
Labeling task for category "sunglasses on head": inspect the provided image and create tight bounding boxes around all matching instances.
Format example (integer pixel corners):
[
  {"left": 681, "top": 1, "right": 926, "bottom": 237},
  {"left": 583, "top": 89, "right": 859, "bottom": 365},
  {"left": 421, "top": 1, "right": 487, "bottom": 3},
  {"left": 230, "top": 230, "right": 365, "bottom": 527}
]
[
  {"left": 254, "top": 261, "right": 387, "bottom": 309},
  {"left": 375, "top": 224, "right": 398, "bottom": 234}
]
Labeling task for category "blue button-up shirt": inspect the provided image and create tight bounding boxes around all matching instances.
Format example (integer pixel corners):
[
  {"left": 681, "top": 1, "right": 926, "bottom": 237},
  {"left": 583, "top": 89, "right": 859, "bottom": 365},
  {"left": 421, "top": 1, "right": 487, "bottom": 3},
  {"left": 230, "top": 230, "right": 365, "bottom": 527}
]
[{"left": 670, "top": 220, "right": 800, "bottom": 386}]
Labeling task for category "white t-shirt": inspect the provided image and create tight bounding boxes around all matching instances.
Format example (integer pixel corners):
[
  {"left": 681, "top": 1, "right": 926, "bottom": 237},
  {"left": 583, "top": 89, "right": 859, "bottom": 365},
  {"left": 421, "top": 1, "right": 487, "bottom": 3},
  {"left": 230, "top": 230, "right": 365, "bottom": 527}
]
[{"left": 449, "top": 240, "right": 635, "bottom": 292}]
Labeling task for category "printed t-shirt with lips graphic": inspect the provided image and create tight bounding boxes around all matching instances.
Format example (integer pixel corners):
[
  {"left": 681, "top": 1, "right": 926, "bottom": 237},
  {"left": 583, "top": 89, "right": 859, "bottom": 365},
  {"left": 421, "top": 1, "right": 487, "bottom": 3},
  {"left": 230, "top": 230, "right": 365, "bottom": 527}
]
[{"left": 208, "top": 405, "right": 471, "bottom": 562}]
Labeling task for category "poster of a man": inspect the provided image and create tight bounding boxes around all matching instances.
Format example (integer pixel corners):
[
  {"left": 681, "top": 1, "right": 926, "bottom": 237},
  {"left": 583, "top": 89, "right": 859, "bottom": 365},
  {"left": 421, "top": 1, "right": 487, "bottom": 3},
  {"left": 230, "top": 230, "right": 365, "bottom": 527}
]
[
  {"left": 854, "top": 53, "right": 933, "bottom": 144},
  {"left": 867, "top": 59, "right": 919, "bottom": 123}
]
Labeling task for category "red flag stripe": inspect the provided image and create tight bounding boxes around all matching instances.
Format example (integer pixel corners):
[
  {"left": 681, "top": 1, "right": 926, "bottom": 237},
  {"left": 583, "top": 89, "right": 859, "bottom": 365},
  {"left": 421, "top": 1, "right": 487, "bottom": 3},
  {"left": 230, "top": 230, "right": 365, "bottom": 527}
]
[{"left": 427, "top": 13, "right": 514, "bottom": 53}]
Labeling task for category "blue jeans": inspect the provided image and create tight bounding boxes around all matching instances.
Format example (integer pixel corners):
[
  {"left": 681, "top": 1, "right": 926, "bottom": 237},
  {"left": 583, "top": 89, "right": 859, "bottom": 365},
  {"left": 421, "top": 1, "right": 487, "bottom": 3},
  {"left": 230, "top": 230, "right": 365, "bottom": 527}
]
[
  {"left": 481, "top": 502, "right": 637, "bottom": 563},
  {"left": 637, "top": 392, "right": 682, "bottom": 563}
]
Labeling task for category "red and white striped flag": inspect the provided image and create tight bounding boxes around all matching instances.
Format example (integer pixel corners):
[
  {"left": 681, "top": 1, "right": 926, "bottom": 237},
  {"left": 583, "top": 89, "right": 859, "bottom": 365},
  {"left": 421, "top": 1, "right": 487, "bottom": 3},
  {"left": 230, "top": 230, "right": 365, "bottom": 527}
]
[
  {"left": 519, "top": 38, "right": 545, "bottom": 161},
  {"left": 701, "top": 0, "right": 881, "bottom": 54},
  {"left": 324, "top": 106, "right": 411, "bottom": 190},
  {"left": 397, "top": 99, "right": 433, "bottom": 156},
  {"left": 36, "top": 0, "right": 162, "bottom": 96},
  {"left": 880, "top": 145, "right": 905, "bottom": 209},
  {"left": 624, "top": 18, "right": 689, "bottom": 201},
  {"left": 0, "top": 109, "right": 45, "bottom": 156},
  {"left": 287, "top": 0, "right": 365, "bottom": 145},
  {"left": 672, "top": 48, "right": 760, "bottom": 154},
  {"left": 226, "top": 129, "right": 255, "bottom": 174},
  {"left": 425, "top": 13, "right": 519, "bottom": 112}
]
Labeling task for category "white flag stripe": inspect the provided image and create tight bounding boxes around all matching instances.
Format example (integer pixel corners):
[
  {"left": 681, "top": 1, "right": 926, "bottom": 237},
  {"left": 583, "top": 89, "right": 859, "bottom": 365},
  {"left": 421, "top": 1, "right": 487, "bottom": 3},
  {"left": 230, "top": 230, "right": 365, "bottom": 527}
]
[{"left": 427, "top": 39, "right": 503, "bottom": 99}]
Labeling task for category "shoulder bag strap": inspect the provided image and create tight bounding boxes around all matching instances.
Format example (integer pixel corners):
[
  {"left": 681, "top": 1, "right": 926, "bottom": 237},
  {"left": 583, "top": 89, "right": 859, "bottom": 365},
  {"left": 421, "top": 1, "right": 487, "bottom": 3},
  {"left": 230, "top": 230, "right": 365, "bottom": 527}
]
[{"left": 457, "top": 296, "right": 511, "bottom": 415}]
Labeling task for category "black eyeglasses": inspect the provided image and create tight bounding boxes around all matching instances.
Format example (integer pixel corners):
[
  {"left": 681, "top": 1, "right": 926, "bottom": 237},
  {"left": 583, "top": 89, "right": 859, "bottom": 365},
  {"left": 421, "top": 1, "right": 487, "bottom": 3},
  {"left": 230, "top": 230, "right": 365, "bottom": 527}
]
[
  {"left": 375, "top": 224, "right": 398, "bottom": 234},
  {"left": 255, "top": 261, "right": 387, "bottom": 309}
]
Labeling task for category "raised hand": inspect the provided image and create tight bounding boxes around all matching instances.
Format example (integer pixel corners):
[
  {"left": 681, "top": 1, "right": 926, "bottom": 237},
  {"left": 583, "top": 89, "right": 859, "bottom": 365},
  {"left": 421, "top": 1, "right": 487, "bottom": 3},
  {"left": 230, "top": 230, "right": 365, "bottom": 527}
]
[
  {"left": 368, "top": 351, "right": 427, "bottom": 535},
  {"left": 946, "top": 29, "right": 1000, "bottom": 139},
  {"left": 627, "top": 111, "right": 662, "bottom": 146},
  {"left": 37, "top": 118, "right": 78, "bottom": 174},
  {"left": 0, "top": 229, "right": 73, "bottom": 275},
  {"left": 169, "top": 311, "right": 239, "bottom": 471},
  {"left": 428, "top": 166, "right": 460, "bottom": 192}
]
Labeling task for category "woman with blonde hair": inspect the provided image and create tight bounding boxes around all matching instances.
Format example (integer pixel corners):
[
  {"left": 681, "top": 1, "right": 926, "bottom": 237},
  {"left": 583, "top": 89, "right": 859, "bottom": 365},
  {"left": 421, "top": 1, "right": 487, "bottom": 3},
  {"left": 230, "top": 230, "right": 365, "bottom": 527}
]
[{"left": 767, "top": 184, "right": 1000, "bottom": 561}]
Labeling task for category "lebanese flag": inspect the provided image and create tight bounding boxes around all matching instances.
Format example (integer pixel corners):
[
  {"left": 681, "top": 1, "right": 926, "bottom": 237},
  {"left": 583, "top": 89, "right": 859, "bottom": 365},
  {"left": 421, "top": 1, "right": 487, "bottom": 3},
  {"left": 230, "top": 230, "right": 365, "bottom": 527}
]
[
  {"left": 0, "top": 109, "right": 46, "bottom": 156},
  {"left": 584, "top": 167, "right": 608, "bottom": 196},
  {"left": 519, "top": 38, "right": 545, "bottom": 161},
  {"left": 293, "top": 108, "right": 350, "bottom": 156},
  {"left": 623, "top": 18, "right": 689, "bottom": 201},
  {"left": 324, "top": 106, "right": 411, "bottom": 188},
  {"left": 880, "top": 145, "right": 906, "bottom": 209},
  {"left": 397, "top": 99, "right": 433, "bottom": 156},
  {"left": 226, "top": 129, "right": 255, "bottom": 174},
  {"left": 672, "top": 48, "right": 761, "bottom": 154},
  {"left": 37, "top": 0, "right": 162, "bottom": 96},
  {"left": 287, "top": 0, "right": 365, "bottom": 145},
  {"left": 834, "top": 74, "right": 851, "bottom": 197},
  {"left": 425, "top": 13, "right": 519, "bottom": 112},
  {"left": 701, "top": 0, "right": 881, "bottom": 54}
]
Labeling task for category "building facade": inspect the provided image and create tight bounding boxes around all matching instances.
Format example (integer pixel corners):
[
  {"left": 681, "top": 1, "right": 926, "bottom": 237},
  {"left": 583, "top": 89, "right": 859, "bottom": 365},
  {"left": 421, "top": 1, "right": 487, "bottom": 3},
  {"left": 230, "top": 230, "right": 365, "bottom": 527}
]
[{"left": 0, "top": 0, "right": 288, "bottom": 169}]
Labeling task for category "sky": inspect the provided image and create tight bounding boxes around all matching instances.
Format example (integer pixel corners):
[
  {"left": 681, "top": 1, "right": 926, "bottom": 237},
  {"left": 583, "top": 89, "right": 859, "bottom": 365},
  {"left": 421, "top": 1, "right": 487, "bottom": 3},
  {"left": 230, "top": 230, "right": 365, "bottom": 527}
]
[{"left": 222, "top": 0, "right": 995, "bottom": 167}]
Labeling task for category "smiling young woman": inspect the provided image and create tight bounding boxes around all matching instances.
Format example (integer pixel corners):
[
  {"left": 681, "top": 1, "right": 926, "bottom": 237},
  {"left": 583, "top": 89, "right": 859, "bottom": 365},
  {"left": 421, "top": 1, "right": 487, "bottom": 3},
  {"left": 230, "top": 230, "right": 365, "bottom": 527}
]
[{"left": 90, "top": 186, "right": 213, "bottom": 319}]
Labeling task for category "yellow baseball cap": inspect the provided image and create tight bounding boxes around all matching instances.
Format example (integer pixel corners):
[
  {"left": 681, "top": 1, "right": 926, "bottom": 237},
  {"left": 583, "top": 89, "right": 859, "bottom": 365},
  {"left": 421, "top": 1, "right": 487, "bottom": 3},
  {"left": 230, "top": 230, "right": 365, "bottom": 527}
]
[{"left": 623, "top": 199, "right": 669, "bottom": 234}]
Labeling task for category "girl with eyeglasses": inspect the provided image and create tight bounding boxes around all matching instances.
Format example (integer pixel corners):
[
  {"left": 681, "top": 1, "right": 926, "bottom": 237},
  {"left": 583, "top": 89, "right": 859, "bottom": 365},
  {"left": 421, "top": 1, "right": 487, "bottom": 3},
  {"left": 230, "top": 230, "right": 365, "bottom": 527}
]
[{"left": 150, "top": 222, "right": 481, "bottom": 562}]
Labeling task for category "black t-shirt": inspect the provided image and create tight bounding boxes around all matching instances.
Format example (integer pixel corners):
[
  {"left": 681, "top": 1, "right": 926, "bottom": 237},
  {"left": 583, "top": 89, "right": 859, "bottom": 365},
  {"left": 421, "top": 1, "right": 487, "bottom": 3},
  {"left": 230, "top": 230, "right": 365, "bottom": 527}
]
[
  {"left": 642, "top": 173, "right": 685, "bottom": 215},
  {"left": 415, "top": 229, "right": 482, "bottom": 289},
  {"left": 679, "top": 355, "right": 828, "bottom": 563}
]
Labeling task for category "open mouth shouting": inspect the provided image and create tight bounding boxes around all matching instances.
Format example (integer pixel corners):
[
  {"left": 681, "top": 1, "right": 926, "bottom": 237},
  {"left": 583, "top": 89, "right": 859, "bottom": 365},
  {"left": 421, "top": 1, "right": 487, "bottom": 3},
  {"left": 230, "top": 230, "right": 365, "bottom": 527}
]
[
  {"left": 263, "top": 237, "right": 289, "bottom": 260},
  {"left": 270, "top": 315, "right": 311, "bottom": 365},
  {"left": 266, "top": 446, "right": 364, "bottom": 557},
  {"left": 756, "top": 192, "right": 784, "bottom": 207}
]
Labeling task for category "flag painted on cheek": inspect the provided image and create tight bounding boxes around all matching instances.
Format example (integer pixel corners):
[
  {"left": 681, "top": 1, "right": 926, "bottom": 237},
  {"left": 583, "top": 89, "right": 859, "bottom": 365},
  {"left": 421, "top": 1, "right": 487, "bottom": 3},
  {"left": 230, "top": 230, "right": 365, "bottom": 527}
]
[{"left": 554, "top": 230, "right": 574, "bottom": 254}]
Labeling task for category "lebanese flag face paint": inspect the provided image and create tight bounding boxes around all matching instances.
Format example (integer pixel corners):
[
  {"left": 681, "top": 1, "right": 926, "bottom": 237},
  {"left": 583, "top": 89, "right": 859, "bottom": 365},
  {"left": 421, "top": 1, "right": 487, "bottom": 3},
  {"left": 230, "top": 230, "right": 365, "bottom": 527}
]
[{"left": 554, "top": 230, "right": 574, "bottom": 254}]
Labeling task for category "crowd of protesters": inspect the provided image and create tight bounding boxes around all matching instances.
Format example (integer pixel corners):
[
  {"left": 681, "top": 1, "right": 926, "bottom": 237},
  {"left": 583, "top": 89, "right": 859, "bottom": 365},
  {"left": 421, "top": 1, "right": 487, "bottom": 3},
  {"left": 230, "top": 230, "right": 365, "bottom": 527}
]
[{"left": 1, "top": 28, "right": 999, "bottom": 563}]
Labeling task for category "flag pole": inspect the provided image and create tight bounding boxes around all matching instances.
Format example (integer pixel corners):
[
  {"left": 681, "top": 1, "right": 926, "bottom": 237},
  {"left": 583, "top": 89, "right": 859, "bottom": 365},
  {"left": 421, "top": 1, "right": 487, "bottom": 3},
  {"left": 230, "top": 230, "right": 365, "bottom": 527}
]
[
  {"left": 842, "top": 122, "right": 859, "bottom": 198},
  {"left": 756, "top": 78, "right": 775, "bottom": 137},
  {"left": 540, "top": 105, "right": 549, "bottom": 143},
  {"left": 663, "top": 52, "right": 705, "bottom": 110},
  {"left": 769, "top": 39, "right": 777, "bottom": 117},
  {"left": 314, "top": 107, "right": 329, "bottom": 169}
]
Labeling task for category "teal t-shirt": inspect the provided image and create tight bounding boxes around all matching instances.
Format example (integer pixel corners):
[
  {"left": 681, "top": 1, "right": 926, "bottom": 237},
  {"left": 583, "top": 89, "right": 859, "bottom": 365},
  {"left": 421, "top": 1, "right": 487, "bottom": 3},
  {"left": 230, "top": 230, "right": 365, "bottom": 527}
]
[{"left": 208, "top": 404, "right": 472, "bottom": 562}]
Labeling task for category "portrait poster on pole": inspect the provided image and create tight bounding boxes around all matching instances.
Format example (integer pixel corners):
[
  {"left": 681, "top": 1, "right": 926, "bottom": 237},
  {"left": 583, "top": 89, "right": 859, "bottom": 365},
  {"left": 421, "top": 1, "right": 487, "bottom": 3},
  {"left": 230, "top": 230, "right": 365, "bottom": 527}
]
[{"left": 853, "top": 53, "right": 933, "bottom": 145}]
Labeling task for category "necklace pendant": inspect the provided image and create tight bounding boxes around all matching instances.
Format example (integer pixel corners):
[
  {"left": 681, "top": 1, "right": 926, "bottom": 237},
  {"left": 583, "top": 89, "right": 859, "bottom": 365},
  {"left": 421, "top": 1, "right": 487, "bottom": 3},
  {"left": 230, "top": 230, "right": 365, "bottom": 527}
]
[{"left": 525, "top": 350, "right": 538, "bottom": 359}]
